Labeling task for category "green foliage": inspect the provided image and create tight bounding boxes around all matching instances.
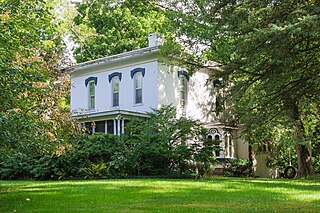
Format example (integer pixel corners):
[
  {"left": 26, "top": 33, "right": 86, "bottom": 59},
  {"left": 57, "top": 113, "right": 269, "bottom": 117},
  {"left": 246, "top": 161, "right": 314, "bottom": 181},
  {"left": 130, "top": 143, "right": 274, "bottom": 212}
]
[
  {"left": 72, "top": 0, "right": 168, "bottom": 62},
  {"left": 0, "top": 106, "right": 217, "bottom": 180},
  {"left": 162, "top": 0, "right": 320, "bottom": 177},
  {"left": 223, "top": 159, "right": 252, "bottom": 177},
  {"left": 79, "top": 162, "right": 108, "bottom": 179},
  {"left": 121, "top": 106, "right": 217, "bottom": 177},
  {"left": 0, "top": 0, "right": 84, "bottom": 181},
  {"left": 0, "top": 152, "right": 33, "bottom": 180},
  {"left": 313, "top": 155, "right": 320, "bottom": 174}
]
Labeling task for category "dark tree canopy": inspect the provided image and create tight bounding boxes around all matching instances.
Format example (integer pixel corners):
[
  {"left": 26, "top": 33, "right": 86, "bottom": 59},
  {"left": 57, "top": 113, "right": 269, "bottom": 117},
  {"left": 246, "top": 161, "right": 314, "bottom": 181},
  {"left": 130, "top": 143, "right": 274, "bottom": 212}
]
[{"left": 162, "top": 0, "right": 320, "bottom": 176}]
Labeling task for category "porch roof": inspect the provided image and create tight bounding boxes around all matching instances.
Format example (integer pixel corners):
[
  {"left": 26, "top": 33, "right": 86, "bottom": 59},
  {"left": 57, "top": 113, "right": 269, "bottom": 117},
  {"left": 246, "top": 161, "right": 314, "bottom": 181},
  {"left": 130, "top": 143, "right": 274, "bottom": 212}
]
[{"left": 71, "top": 109, "right": 149, "bottom": 121}]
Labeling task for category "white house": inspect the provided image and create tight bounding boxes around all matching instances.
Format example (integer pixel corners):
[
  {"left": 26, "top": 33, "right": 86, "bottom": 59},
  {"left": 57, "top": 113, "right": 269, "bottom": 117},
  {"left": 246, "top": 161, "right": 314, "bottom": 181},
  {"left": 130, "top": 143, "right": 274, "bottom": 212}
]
[{"left": 65, "top": 33, "right": 249, "bottom": 164}]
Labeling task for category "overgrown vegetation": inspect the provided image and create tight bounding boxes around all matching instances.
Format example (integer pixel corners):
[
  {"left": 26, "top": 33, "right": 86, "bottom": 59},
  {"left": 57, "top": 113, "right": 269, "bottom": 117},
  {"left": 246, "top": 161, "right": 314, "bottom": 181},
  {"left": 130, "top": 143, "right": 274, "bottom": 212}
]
[
  {"left": 0, "top": 106, "right": 217, "bottom": 180},
  {"left": 223, "top": 159, "right": 252, "bottom": 177},
  {"left": 0, "top": 0, "right": 82, "bottom": 179},
  {"left": 1, "top": 0, "right": 319, "bottom": 180},
  {"left": 162, "top": 0, "right": 320, "bottom": 177}
]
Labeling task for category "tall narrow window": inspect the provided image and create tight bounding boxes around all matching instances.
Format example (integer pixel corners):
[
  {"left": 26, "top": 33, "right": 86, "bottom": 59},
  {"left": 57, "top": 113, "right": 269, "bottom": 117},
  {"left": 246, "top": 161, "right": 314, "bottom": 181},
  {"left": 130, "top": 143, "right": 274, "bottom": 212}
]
[
  {"left": 108, "top": 72, "right": 122, "bottom": 107},
  {"left": 179, "top": 75, "right": 188, "bottom": 105},
  {"left": 214, "top": 135, "right": 221, "bottom": 157},
  {"left": 85, "top": 76, "right": 97, "bottom": 110},
  {"left": 134, "top": 72, "right": 143, "bottom": 104},
  {"left": 112, "top": 76, "right": 120, "bottom": 107},
  {"left": 89, "top": 81, "right": 95, "bottom": 110}
]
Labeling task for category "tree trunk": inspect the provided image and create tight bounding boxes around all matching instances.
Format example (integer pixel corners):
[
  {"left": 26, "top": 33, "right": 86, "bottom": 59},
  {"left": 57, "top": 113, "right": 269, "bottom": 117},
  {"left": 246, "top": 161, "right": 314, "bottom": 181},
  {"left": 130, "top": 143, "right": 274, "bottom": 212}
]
[
  {"left": 292, "top": 102, "right": 314, "bottom": 177},
  {"left": 296, "top": 143, "right": 313, "bottom": 177}
]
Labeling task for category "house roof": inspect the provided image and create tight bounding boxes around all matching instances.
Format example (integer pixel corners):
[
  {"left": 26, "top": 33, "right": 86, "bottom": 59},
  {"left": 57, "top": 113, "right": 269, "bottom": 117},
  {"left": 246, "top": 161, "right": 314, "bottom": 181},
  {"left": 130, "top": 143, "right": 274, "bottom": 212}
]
[
  {"left": 71, "top": 109, "right": 150, "bottom": 120},
  {"left": 63, "top": 46, "right": 159, "bottom": 74}
]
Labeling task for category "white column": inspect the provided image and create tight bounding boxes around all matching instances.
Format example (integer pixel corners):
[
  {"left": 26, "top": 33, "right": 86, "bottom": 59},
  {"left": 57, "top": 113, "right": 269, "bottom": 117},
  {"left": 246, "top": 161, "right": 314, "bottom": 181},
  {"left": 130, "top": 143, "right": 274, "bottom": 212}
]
[
  {"left": 105, "top": 120, "right": 108, "bottom": 134},
  {"left": 121, "top": 119, "right": 125, "bottom": 134},
  {"left": 92, "top": 123, "right": 95, "bottom": 135},
  {"left": 113, "top": 119, "right": 116, "bottom": 135},
  {"left": 117, "top": 118, "right": 121, "bottom": 135},
  {"left": 225, "top": 134, "right": 229, "bottom": 158},
  {"left": 230, "top": 135, "right": 235, "bottom": 158}
]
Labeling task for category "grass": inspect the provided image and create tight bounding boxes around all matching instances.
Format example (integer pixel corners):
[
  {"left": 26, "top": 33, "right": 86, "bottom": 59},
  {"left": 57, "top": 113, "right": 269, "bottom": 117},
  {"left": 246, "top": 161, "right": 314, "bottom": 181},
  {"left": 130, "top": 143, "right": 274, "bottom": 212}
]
[{"left": 1, "top": 178, "right": 320, "bottom": 212}]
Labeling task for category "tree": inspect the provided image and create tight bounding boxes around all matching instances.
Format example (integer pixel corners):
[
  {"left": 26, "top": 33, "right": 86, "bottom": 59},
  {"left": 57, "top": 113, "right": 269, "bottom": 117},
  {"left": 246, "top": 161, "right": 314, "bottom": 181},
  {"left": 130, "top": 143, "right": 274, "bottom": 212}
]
[
  {"left": 0, "top": 0, "right": 80, "bottom": 157},
  {"left": 72, "top": 0, "right": 169, "bottom": 62},
  {"left": 162, "top": 0, "right": 320, "bottom": 177}
]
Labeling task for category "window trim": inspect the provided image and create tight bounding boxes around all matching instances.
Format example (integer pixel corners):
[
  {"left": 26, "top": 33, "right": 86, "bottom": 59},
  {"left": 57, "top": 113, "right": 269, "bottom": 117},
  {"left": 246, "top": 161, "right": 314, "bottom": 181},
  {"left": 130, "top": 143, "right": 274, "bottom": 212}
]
[
  {"left": 130, "top": 68, "right": 145, "bottom": 79},
  {"left": 108, "top": 72, "right": 122, "bottom": 83},
  {"left": 208, "top": 128, "right": 223, "bottom": 157},
  {"left": 178, "top": 70, "right": 189, "bottom": 81},
  {"left": 85, "top": 76, "right": 98, "bottom": 87}
]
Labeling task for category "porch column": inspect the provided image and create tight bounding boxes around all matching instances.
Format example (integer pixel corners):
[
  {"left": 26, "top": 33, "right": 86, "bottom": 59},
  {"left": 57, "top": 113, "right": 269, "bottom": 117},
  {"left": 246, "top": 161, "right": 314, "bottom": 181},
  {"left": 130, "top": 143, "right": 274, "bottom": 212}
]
[
  {"left": 225, "top": 134, "right": 229, "bottom": 158},
  {"left": 121, "top": 119, "right": 125, "bottom": 134},
  {"left": 117, "top": 117, "right": 121, "bottom": 135},
  {"left": 113, "top": 119, "right": 117, "bottom": 135},
  {"left": 92, "top": 124, "right": 95, "bottom": 135},
  {"left": 230, "top": 137, "right": 235, "bottom": 158}
]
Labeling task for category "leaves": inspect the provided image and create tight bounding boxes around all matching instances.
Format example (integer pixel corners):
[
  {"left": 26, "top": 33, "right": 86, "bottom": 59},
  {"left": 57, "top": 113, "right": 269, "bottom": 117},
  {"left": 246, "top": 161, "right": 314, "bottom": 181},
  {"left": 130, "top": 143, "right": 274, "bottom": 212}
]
[
  {"left": 72, "top": 0, "right": 168, "bottom": 62},
  {"left": 161, "top": 0, "right": 319, "bottom": 176},
  {"left": 0, "top": 0, "right": 81, "bottom": 163}
]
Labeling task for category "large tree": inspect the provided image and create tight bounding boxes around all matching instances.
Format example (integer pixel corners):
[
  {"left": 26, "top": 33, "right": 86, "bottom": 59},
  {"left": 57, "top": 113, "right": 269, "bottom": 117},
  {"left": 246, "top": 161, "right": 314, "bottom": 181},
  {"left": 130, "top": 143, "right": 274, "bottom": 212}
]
[
  {"left": 0, "top": 0, "right": 79, "bottom": 156},
  {"left": 162, "top": 0, "right": 320, "bottom": 177},
  {"left": 72, "top": 0, "right": 169, "bottom": 62}
]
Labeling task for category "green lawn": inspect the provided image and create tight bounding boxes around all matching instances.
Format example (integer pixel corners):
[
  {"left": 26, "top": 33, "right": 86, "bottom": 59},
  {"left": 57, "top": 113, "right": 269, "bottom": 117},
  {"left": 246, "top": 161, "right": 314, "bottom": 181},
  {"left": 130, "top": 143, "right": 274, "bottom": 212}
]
[{"left": 1, "top": 178, "right": 320, "bottom": 212}]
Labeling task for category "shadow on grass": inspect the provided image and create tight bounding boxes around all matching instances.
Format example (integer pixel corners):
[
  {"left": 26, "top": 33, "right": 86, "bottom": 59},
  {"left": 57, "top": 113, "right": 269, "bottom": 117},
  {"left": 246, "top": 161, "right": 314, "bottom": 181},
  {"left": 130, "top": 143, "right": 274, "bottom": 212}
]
[{"left": 1, "top": 178, "right": 320, "bottom": 212}]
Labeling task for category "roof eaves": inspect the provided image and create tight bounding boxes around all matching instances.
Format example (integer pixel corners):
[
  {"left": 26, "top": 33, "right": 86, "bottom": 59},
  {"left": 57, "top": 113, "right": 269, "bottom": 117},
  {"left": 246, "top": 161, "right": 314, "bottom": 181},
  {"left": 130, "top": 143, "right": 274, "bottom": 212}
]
[{"left": 63, "top": 46, "right": 159, "bottom": 74}]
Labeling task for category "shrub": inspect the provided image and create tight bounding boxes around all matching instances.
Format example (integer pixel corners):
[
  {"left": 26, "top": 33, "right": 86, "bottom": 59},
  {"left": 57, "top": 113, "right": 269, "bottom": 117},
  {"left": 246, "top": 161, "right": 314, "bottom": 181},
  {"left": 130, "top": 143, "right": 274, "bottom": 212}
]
[
  {"left": 0, "top": 152, "right": 33, "bottom": 180},
  {"left": 223, "top": 159, "right": 252, "bottom": 177},
  {"left": 0, "top": 106, "right": 218, "bottom": 180}
]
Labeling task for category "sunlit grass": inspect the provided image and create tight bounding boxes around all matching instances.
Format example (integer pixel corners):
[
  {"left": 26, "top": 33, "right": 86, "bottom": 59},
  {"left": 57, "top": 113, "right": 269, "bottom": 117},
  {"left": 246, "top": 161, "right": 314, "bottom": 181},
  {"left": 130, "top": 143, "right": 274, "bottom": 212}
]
[{"left": 1, "top": 178, "right": 320, "bottom": 212}]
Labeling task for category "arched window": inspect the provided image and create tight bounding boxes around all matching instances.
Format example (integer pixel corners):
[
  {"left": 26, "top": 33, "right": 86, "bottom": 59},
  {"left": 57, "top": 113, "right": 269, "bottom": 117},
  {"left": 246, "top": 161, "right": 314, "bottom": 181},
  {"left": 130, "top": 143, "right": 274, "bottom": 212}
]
[
  {"left": 108, "top": 72, "right": 122, "bottom": 107},
  {"left": 88, "top": 80, "right": 95, "bottom": 110},
  {"left": 112, "top": 76, "right": 120, "bottom": 107},
  {"left": 214, "top": 135, "right": 221, "bottom": 157},
  {"left": 180, "top": 75, "right": 188, "bottom": 104},
  {"left": 178, "top": 71, "right": 189, "bottom": 106},
  {"left": 208, "top": 128, "right": 222, "bottom": 157},
  {"left": 134, "top": 72, "right": 143, "bottom": 104},
  {"left": 85, "top": 77, "right": 97, "bottom": 110},
  {"left": 130, "top": 68, "right": 145, "bottom": 104}
]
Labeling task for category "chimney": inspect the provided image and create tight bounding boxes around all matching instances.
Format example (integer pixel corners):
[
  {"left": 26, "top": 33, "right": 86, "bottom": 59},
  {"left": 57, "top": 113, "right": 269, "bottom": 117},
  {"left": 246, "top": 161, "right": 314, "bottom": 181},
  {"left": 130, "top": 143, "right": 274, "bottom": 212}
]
[{"left": 148, "top": 32, "right": 158, "bottom": 47}]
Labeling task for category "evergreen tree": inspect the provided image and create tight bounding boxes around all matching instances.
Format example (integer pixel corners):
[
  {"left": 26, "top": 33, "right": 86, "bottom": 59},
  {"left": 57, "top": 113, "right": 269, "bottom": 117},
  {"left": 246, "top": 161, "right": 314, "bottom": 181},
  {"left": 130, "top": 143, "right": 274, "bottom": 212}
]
[{"left": 162, "top": 0, "right": 320, "bottom": 177}]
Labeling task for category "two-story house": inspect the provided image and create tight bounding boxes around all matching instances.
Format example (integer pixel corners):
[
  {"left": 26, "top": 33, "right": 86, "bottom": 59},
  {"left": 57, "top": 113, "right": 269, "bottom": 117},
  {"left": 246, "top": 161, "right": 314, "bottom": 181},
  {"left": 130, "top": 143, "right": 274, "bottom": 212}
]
[{"left": 65, "top": 33, "right": 249, "bottom": 164}]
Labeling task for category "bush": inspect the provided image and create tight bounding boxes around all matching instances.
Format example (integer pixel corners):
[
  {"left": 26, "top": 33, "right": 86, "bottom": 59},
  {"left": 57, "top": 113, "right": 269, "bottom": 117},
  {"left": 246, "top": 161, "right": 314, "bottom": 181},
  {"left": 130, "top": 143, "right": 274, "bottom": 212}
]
[
  {"left": 313, "top": 155, "right": 320, "bottom": 174},
  {"left": 0, "top": 152, "right": 34, "bottom": 180},
  {"left": 223, "top": 159, "right": 252, "bottom": 177},
  {"left": 0, "top": 106, "right": 218, "bottom": 180},
  {"left": 120, "top": 106, "right": 218, "bottom": 177}
]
